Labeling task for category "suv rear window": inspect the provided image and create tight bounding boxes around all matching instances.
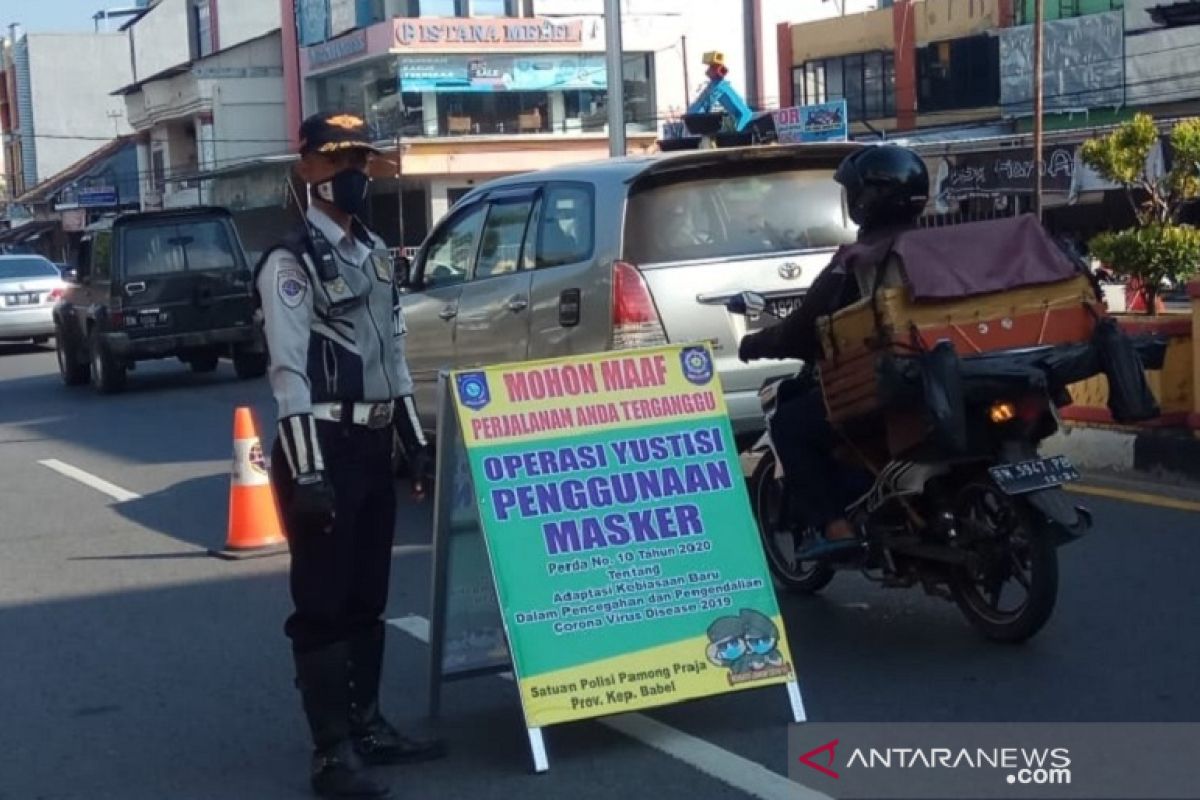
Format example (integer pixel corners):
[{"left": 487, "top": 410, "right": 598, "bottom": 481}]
[
  {"left": 623, "top": 168, "right": 856, "bottom": 264},
  {"left": 121, "top": 219, "right": 239, "bottom": 277}
]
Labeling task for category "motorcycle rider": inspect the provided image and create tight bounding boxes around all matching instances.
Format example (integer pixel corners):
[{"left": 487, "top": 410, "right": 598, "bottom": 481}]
[{"left": 738, "top": 145, "right": 929, "bottom": 559}]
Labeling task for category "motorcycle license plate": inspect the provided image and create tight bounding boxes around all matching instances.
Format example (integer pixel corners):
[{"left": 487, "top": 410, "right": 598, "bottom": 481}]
[{"left": 989, "top": 456, "right": 1080, "bottom": 495}]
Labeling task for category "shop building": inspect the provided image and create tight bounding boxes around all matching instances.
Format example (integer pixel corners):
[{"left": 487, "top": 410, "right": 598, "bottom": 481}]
[{"left": 284, "top": 0, "right": 754, "bottom": 250}]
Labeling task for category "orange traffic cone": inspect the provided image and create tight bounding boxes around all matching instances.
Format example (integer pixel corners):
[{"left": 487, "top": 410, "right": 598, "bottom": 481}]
[{"left": 211, "top": 407, "right": 287, "bottom": 560}]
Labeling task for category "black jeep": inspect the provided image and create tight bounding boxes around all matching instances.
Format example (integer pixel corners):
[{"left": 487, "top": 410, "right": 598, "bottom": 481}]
[{"left": 54, "top": 207, "right": 267, "bottom": 393}]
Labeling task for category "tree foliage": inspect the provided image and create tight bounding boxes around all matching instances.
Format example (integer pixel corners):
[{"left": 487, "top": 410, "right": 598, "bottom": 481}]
[
  {"left": 1081, "top": 114, "right": 1200, "bottom": 311},
  {"left": 1081, "top": 113, "right": 1200, "bottom": 225}
]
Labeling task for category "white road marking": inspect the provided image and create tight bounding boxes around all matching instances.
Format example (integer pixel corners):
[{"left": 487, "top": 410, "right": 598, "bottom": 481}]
[
  {"left": 38, "top": 459, "right": 142, "bottom": 503},
  {"left": 386, "top": 614, "right": 830, "bottom": 800}
]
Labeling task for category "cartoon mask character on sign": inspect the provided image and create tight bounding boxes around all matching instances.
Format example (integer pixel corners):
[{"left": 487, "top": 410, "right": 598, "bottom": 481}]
[
  {"left": 705, "top": 615, "right": 752, "bottom": 674},
  {"left": 739, "top": 608, "right": 784, "bottom": 671}
]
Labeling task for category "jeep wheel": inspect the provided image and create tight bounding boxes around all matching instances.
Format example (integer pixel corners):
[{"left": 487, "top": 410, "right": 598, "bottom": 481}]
[
  {"left": 233, "top": 351, "right": 268, "bottom": 380},
  {"left": 189, "top": 354, "right": 220, "bottom": 373},
  {"left": 56, "top": 331, "right": 89, "bottom": 387},
  {"left": 89, "top": 332, "right": 127, "bottom": 394}
]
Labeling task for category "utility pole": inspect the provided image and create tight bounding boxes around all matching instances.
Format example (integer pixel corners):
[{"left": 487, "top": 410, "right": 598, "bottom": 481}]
[
  {"left": 1033, "top": 0, "right": 1045, "bottom": 221},
  {"left": 394, "top": 133, "right": 405, "bottom": 258},
  {"left": 603, "top": 0, "right": 626, "bottom": 157},
  {"left": 681, "top": 35, "right": 690, "bottom": 108}
]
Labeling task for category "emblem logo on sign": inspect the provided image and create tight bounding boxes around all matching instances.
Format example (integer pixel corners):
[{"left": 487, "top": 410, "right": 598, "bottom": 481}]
[
  {"left": 680, "top": 347, "right": 714, "bottom": 386},
  {"left": 456, "top": 372, "right": 491, "bottom": 410},
  {"left": 778, "top": 262, "right": 803, "bottom": 280}
]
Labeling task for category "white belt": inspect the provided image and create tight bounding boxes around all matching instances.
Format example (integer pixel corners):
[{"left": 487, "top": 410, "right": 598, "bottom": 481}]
[{"left": 311, "top": 402, "right": 393, "bottom": 429}]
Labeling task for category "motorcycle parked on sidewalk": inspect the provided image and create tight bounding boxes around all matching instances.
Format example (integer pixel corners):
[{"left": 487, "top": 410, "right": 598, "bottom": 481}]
[{"left": 729, "top": 291, "right": 1160, "bottom": 644}]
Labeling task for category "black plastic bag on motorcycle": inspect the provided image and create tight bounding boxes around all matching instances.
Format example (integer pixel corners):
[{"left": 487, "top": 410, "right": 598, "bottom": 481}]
[
  {"left": 1093, "top": 317, "right": 1160, "bottom": 423},
  {"left": 921, "top": 340, "right": 968, "bottom": 454}
]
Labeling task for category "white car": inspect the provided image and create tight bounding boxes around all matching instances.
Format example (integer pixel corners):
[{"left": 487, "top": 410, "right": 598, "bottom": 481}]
[{"left": 0, "top": 254, "right": 66, "bottom": 344}]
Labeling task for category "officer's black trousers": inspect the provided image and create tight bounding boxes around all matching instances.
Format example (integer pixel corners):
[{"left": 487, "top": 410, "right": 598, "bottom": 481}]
[{"left": 271, "top": 421, "right": 396, "bottom": 653}]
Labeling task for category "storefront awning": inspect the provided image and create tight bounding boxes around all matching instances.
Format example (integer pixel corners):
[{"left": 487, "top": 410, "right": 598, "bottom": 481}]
[{"left": 0, "top": 221, "right": 57, "bottom": 244}]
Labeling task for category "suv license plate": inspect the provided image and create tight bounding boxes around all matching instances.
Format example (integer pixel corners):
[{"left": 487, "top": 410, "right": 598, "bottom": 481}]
[
  {"left": 766, "top": 296, "right": 802, "bottom": 318},
  {"left": 5, "top": 293, "right": 38, "bottom": 306},
  {"left": 746, "top": 295, "right": 803, "bottom": 332},
  {"left": 989, "top": 455, "right": 1080, "bottom": 495}
]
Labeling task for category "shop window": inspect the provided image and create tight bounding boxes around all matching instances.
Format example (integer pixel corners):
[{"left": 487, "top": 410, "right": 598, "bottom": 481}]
[
  {"left": 798, "top": 51, "right": 893, "bottom": 122},
  {"left": 315, "top": 58, "right": 424, "bottom": 140},
  {"left": 314, "top": 53, "right": 655, "bottom": 139},
  {"left": 470, "top": 0, "right": 517, "bottom": 14},
  {"left": 151, "top": 149, "right": 166, "bottom": 195},
  {"left": 191, "top": 0, "right": 214, "bottom": 59},
  {"left": 622, "top": 53, "right": 655, "bottom": 131},
  {"left": 917, "top": 35, "right": 999, "bottom": 113},
  {"left": 419, "top": 0, "right": 468, "bottom": 15}
]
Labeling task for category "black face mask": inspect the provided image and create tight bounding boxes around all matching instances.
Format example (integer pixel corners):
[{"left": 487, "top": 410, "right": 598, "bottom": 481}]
[{"left": 315, "top": 168, "right": 370, "bottom": 216}]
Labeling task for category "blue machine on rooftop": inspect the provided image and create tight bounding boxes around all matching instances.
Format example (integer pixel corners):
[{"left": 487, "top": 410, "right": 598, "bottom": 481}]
[
  {"left": 659, "top": 50, "right": 763, "bottom": 150},
  {"left": 686, "top": 51, "right": 754, "bottom": 133}
]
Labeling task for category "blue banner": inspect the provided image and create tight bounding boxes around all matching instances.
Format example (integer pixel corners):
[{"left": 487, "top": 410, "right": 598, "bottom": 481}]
[
  {"left": 772, "top": 100, "right": 848, "bottom": 144},
  {"left": 400, "top": 54, "right": 607, "bottom": 93},
  {"left": 296, "top": 0, "right": 329, "bottom": 46}
]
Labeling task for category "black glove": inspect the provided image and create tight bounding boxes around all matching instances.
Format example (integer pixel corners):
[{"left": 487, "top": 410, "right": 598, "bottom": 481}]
[
  {"left": 278, "top": 413, "right": 334, "bottom": 532},
  {"left": 393, "top": 395, "right": 431, "bottom": 499},
  {"left": 406, "top": 444, "right": 433, "bottom": 499},
  {"left": 738, "top": 333, "right": 760, "bottom": 363},
  {"left": 291, "top": 471, "right": 336, "bottom": 532}
]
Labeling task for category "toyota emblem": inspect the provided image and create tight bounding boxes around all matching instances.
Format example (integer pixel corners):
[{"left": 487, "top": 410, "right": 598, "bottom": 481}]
[{"left": 778, "top": 262, "right": 803, "bottom": 280}]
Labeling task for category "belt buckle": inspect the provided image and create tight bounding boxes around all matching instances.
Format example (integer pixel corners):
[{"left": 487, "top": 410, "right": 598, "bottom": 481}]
[
  {"left": 367, "top": 403, "right": 391, "bottom": 430},
  {"left": 327, "top": 404, "right": 342, "bottom": 422}
]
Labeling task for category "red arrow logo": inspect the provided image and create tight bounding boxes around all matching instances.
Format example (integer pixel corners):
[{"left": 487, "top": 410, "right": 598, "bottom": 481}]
[{"left": 798, "top": 739, "right": 841, "bottom": 779}]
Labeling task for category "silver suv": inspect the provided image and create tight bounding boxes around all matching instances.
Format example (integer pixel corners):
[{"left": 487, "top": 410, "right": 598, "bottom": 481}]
[{"left": 399, "top": 143, "right": 861, "bottom": 434}]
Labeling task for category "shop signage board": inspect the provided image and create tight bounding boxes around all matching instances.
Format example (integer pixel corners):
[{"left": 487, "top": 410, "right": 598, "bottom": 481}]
[
  {"left": 393, "top": 17, "right": 585, "bottom": 50},
  {"left": 772, "top": 100, "right": 848, "bottom": 143},
  {"left": 399, "top": 53, "right": 606, "bottom": 92}
]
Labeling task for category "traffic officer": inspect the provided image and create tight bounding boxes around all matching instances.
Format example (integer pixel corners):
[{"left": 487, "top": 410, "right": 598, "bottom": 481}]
[{"left": 258, "top": 111, "right": 443, "bottom": 799}]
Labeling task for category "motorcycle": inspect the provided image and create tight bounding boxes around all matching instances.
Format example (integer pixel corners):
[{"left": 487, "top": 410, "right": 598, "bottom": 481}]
[{"left": 727, "top": 291, "right": 1150, "bottom": 643}]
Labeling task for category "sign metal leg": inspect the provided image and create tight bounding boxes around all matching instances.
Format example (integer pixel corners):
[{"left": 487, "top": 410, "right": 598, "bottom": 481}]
[
  {"left": 786, "top": 679, "right": 807, "bottom": 723},
  {"left": 527, "top": 727, "right": 549, "bottom": 773}
]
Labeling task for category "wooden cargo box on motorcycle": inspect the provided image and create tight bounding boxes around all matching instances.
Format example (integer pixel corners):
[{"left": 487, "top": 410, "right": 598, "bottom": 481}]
[{"left": 815, "top": 215, "right": 1116, "bottom": 456}]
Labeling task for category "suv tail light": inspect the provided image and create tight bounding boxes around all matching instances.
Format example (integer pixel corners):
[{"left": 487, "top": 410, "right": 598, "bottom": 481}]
[
  {"left": 611, "top": 261, "right": 667, "bottom": 350},
  {"left": 108, "top": 297, "right": 124, "bottom": 328},
  {"left": 46, "top": 288, "right": 64, "bottom": 302}
]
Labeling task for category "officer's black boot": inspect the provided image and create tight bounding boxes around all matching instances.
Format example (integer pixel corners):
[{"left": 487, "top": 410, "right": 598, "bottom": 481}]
[
  {"left": 294, "top": 644, "right": 392, "bottom": 798},
  {"left": 348, "top": 623, "right": 446, "bottom": 766}
]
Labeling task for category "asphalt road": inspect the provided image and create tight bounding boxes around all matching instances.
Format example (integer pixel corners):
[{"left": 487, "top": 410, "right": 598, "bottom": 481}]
[{"left": 2, "top": 342, "right": 1198, "bottom": 800}]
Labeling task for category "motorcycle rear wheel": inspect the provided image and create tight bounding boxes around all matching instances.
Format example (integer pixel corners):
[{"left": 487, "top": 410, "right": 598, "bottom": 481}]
[
  {"left": 949, "top": 481, "right": 1059, "bottom": 644},
  {"left": 750, "top": 452, "right": 836, "bottom": 595}
]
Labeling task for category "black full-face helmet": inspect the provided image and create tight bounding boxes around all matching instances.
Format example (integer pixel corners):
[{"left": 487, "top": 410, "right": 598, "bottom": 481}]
[{"left": 835, "top": 145, "right": 930, "bottom": 231}]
